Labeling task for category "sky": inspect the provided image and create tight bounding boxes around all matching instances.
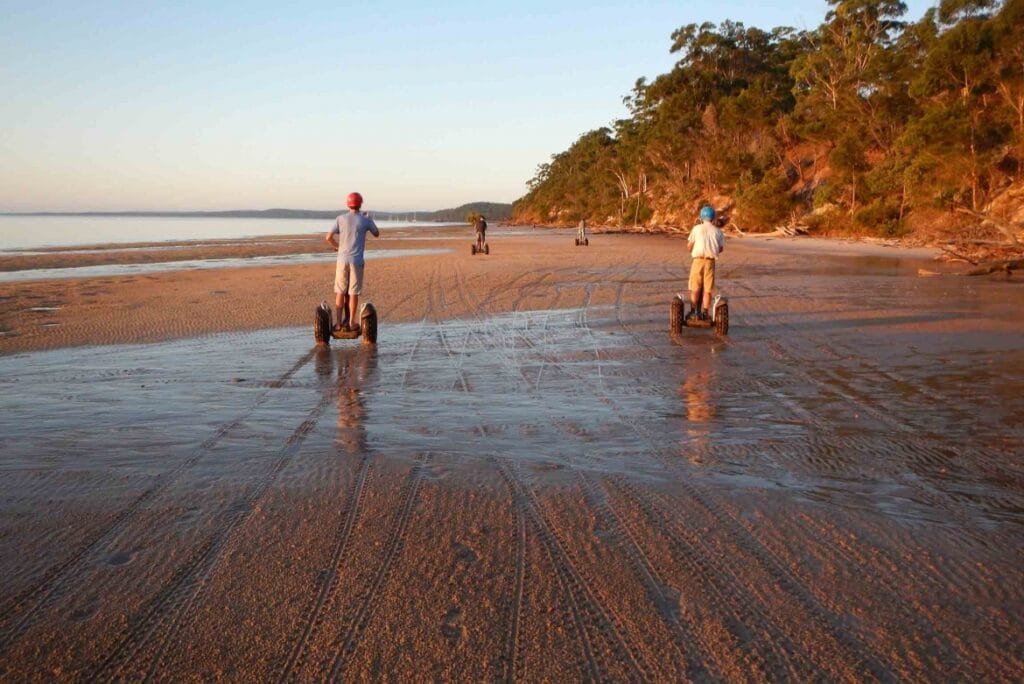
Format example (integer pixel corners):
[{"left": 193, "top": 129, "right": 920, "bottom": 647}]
[{"left": 0, "top": 0, "right": 935, "bottom": 213}]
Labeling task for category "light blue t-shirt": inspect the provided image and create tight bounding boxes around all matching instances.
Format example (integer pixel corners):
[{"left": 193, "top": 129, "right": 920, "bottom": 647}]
[{"left": 330, "top": 212, "right": 380, "bottom": 266}]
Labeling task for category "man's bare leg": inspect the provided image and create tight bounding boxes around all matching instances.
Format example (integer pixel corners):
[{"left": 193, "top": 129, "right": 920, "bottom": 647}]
[
  {"left": 335, "top": 293, "right": 349, "bottom": 330},
  {"left": 690, "top": 286, "right": 702, "bottom": 316},
  {"left": 702, "top": 291, "right": 712, "bottom": 318},
  {"left": 348, "top": 293, "right": 359, "bottom": 331}
]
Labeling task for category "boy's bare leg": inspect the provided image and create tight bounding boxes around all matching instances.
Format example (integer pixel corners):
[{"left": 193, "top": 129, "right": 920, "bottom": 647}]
[
  {"left": 703, "top": 291, "right": 712, "bottom": 316},
  {"left": 348, "top": 294, "right": 359, "bottom": 330},
  {"left": 690, "top": 286, "right": 702, "bottom": 314}
]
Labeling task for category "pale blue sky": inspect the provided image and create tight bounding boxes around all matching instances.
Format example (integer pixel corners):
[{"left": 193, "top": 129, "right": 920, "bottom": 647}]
[{"left": 0, "top": 1, "right": 934, "bottom": 212}]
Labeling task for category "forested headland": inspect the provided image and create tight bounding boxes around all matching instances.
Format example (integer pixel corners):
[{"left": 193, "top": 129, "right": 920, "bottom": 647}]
[{"left": 513, "top": 0, "right": 1024, "bottom": 245}]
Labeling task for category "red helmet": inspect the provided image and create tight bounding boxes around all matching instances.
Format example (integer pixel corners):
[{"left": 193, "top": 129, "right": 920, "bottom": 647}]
[{"left": 346, "top": 192, "right": 363, "bottom": 209}]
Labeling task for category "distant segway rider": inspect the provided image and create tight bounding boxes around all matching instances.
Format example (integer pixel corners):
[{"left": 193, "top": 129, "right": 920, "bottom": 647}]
[
  {"left": 687, "top": 205, "right": 724, "bottom": 319},
  {"left": 475, "top": 215, "right": 487, "bottom": 248},
  {"left": 326, "top": 192, "right": 380, "bottom": 332}
]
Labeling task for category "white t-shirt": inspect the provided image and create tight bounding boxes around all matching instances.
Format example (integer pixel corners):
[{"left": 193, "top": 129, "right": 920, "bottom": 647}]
[
  {"left": 330, "top": 212, "right": 380, "bottom": 266},
  {"left": 688, "top": 221, "right": 724, "bottom": 259}
]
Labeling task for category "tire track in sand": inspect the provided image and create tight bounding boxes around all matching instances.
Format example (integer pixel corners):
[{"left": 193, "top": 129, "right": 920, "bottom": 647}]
[
  {"left": 495, "top": 464, "right": 652, "bottom": 682},
  {"left": 88, "top": 362, "right": 337, "bottom": 682},
  {"left": 0, "top": 348, "right": 318, "bottom": 657},
  {"left": 500, "top": 493, "right": 527, "bottom": 684},
  {"left": 513, "top": 279, "right": 885, "bottom": 680},
  {"left": 273, "top": 454, "right": 373, "bottom": 683},
  {"left": 657, "top": 267, "right": 986, "bottom": 677},
  {"left": 574, "top": 469, "right": 717, "bottom": 680},
  {"left": 444, "top": 267, "right": 649, "bottom": 681},
  {"left": 326, "top": 452, "right": 431, "bottom": 680}
]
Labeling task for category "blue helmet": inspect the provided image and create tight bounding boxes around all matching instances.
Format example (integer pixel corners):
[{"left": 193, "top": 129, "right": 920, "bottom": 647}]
[{"left": 699, "top": 205, "right": 716, "bottom": 222}]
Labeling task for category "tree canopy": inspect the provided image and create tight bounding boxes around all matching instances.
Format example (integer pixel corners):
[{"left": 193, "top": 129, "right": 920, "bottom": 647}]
[{"left": 513, "top": 0, "right": 1023, "bottom": 238}]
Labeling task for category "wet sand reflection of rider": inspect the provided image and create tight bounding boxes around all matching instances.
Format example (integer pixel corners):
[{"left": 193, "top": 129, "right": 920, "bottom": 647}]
[
  {"left": 314, "top": 345, "right": 378, "bottom": 454},
  {"left": 681, "top": 350, "right": 717, "bottom": 464}
]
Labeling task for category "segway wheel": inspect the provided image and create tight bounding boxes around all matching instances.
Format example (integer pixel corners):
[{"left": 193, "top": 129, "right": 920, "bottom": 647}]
[
  {"left": 314, "top": 304, "right": 332, "bottom": 346},
  {"left": 670, "top": 297, "right": 684, "bottom": 335},
  {"left": 471, "top": 244, "right": 477, "bottom": 255},
  {"left": 361, "top": 304, "right": 378, "bottom": 345},
  {"left": 484, "top": 243, "right": 489, "bottom": 255},
  {"left": 575, "top": 238, "right": 580, "bottom": 246},
  {"left": 584, "top": 238, "right": 589, "bottom": 246},
  {"left": 715, "top": 302, "right": 729, "bottom": 336}
]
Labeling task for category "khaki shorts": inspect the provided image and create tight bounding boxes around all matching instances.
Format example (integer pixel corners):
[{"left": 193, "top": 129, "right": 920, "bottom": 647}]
[
  {"left": 688, "top": 257, "right": 716, "bottom": 294},
  {"left": 334, "top": 263, "right": 365, "bottom": 295}
]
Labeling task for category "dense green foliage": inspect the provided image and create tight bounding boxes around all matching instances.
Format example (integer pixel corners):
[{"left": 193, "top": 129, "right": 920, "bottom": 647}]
[{"left": 514, "top": 0, "right": 1024, "bottom": 235}]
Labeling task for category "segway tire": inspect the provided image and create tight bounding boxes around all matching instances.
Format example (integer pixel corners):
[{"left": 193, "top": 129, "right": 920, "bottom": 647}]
[
  {"left": 484, "top": 243, "right": 489, "bottom": 255},
  {"left": 715, "top": 302, "right": 729, "bottom": 336},
  {"left": 314, "top": 305, "right": 332, "bottom": 346},
  {"left": 471, "top": 244, "right": 477, "bottom": 255},
  {"left": 361, "top": 304, "right": 378, "bottom": 345},
  {"left": 670, "top": 297, "right": 684, "bottom": 335},
  {"left": 584, "top": 238, "right": 589, "bottom": 246}
]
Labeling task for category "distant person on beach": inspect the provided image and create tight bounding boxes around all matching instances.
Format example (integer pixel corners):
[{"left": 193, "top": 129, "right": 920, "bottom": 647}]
[
  {"left": 687, "top": 205, "right": 724, "bottom": 319},
  {"left": 475, "top": 215, "right": 487, "bottom": 247},
  {"left": 326, "top": 192, "right": 379, "bottom": 332}
]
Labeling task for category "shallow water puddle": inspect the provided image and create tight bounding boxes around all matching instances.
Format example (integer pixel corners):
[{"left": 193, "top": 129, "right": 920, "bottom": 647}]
[
  {"left": 1, "top": 307, "right": 1021, "bottom": 530},
  {"left": 0, "top": 248, "right": 450, "bottom": 282}
]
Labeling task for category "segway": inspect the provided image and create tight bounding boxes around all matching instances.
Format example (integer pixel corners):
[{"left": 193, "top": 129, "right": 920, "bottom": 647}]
[
  {"left": 314, "top": 301, "right": 378, "bottom": 346},
  {"left": 670, "top": 291, "right": 729, "bottom": 336},
  {"left": 574, "top": 227, "right": 589, "bottom": 246},
  {"left": 471, "top": 233, "right": 489, "bottom": 255}
]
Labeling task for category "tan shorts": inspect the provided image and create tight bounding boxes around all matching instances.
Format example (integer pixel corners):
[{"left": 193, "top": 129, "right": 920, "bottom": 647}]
[
  {"left": 688, "top": 257, "right": 716, "bottom": 294},
  {"left": 334, "top": 263, "right": 365, "bottom": 295}
]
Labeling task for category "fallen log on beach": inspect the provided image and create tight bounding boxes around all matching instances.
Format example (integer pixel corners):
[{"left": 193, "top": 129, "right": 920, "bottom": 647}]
[
  {"left": 954, "top": 208, "right": 1022, "bottom": 246},
  {"left": 966, "top": 259, "right": 1023, "bottom": 276}
]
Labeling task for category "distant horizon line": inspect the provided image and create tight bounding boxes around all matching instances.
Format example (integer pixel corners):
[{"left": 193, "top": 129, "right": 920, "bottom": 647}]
[{"left": 0, "top": 203, "right": 514, "bottom": 220}]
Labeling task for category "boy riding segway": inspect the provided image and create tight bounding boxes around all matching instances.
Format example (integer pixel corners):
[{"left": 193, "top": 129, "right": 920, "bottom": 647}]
[
  {"left": 669, "top": 205, "right": 730, "bottom": 336},
  {"left": 687, "top": 205, "right": 724, "bottom": 320}
]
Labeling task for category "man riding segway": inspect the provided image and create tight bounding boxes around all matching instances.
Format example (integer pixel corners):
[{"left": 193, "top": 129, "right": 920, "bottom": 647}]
[{"left": 326, "top": 192, "right": 380, "bottom": 332}]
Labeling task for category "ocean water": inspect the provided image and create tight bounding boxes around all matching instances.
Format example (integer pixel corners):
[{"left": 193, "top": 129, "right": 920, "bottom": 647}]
[
  {"left": 0, "top": 215, "right": 445, "bottom": 251},
  {"left": 0, "top": 248, "right": 451, "bottom": 283}
]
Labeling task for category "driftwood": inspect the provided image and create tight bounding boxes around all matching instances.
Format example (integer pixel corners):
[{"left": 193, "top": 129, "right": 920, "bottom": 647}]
[
  {"left": 966, "top": 259, "right": 1023, "bottom": 276},
  {"left": 939, "top": 245, "right": 979, "bottom": 265},
  {"left": 734, "top": 224, "right": 808, "bottom": 238},
  {"left": 954, "top": 207, "right": 1022, "bottom": 246},
  {"left": 772, "top": 225, "right": 810, "bottom": 237}
]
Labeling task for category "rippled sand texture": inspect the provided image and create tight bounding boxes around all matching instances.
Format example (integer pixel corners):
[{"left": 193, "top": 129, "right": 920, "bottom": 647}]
[{"left": 1, "top": 236, "right": 1022, "bottom": 681}]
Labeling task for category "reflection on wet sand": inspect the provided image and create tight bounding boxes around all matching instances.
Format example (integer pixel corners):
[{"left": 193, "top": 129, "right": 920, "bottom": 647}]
[
  {"left": 681, "top": 345, "right": 717, "bottom": 464},
  {"left": 314, "top": 346, "right": 377, "bottom": 455}
]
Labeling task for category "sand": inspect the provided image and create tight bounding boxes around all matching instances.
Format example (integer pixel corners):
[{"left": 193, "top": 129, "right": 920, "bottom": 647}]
[{"left": 0, "top": 227, "right": 1021, "bottom": 681}]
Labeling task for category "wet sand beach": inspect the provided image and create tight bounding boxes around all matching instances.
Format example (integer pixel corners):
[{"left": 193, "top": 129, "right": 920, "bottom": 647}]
[{"left": 0, "top": 228, "right": 1022, "bottom": 680}]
